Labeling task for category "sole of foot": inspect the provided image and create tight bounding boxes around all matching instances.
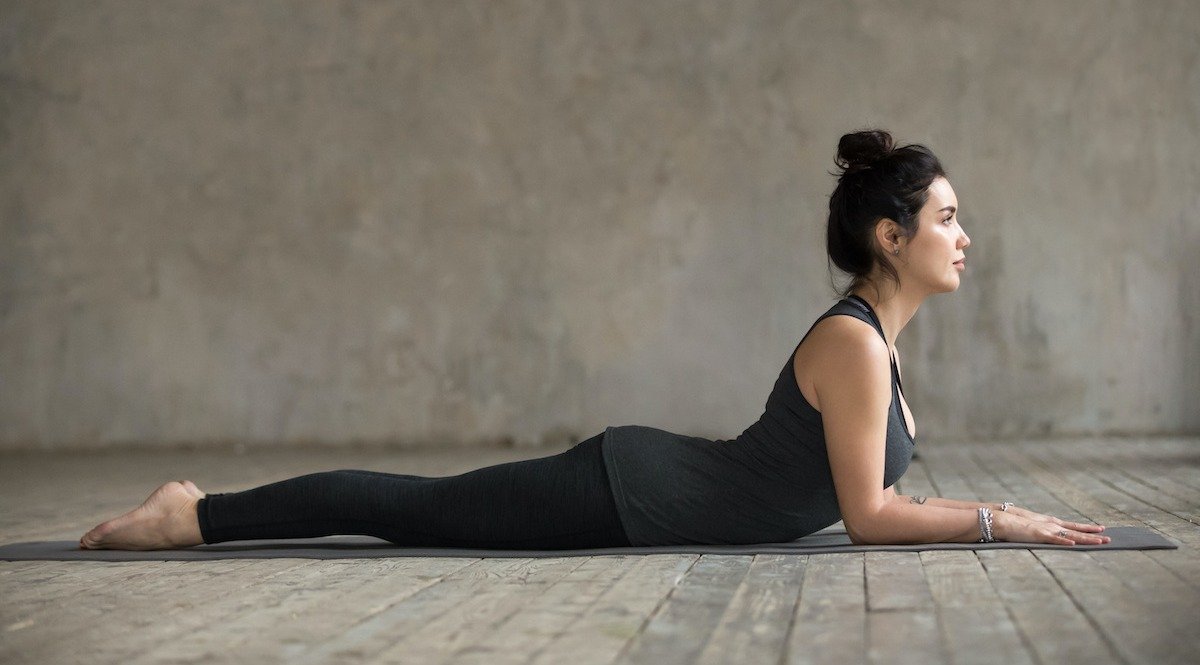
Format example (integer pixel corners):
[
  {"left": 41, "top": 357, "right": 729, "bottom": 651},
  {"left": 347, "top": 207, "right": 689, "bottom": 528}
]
[{"left": 79, "top": 481, "right": 203, "bottom": 550}]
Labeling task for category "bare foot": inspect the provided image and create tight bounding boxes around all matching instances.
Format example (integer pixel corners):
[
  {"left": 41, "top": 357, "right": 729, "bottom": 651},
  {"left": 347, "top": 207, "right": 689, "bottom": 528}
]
[
  {"left": 79, "top": 481, "right": 203, "bottom": 550},
  {"left": 179, "top": 480, "right": 206, "bottom": 499}
]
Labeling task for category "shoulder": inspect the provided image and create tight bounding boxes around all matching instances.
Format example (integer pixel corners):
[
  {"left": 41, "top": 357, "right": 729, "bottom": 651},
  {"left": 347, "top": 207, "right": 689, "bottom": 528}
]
[
  {"left": 792, "top": 311, "right": 891, "bottom": 412},
  {"left": 800, "top": 313, "right": 889, "bottom": 370}
]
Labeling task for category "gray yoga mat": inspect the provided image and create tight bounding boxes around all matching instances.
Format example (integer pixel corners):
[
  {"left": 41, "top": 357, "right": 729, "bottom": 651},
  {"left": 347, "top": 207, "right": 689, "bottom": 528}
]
[{"left": 0, "top": 526, "right": 1175, "bottom": 561}]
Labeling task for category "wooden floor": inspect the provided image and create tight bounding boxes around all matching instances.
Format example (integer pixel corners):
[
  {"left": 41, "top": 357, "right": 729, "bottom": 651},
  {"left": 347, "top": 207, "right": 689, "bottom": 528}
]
[{"left": 1, "top": 437, "right": 1197, "bottom": 664}]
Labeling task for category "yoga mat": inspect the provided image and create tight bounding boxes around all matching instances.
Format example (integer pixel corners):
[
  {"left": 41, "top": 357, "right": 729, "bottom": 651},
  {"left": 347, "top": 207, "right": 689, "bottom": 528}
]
[{"left": 0, "top": 526, "right": 1175, "bottom": 561}]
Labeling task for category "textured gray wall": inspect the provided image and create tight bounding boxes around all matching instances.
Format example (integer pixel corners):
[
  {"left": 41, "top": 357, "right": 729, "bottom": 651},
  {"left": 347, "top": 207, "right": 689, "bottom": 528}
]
[{"left": 2, "top": 1, "right": 1197, "bottom": 450}]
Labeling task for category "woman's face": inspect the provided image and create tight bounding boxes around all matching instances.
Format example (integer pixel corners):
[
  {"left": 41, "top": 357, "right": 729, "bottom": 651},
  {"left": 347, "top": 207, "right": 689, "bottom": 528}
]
[{"left": 899, "top": 176, "right": 971, "bottom": 293}]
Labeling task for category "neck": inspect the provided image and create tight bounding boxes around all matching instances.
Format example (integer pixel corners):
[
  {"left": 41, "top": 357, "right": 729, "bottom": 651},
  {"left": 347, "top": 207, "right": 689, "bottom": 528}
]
[{"left": 849, "top": 280, "right": 924, "bottom": 349}]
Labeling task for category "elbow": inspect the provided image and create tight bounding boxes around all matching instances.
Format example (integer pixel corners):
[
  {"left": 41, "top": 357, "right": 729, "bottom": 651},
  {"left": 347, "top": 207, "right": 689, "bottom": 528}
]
[
  {"left": 843, "top": 506, "right": 890, "bottom": 545},
  {"left": 845, "top": 520, "right": 874, "bottom": 545}
]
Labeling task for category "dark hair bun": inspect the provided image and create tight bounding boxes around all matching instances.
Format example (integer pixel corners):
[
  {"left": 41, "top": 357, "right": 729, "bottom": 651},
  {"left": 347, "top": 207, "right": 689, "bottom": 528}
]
[{"left": 835, "top": 129, "right": 894, "bottom": 174}]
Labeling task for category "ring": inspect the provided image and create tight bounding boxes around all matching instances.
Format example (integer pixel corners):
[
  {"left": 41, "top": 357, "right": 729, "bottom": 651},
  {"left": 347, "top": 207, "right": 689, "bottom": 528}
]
[{"left": 1057, "top": 530, "right": 1068, "bottom": 537}]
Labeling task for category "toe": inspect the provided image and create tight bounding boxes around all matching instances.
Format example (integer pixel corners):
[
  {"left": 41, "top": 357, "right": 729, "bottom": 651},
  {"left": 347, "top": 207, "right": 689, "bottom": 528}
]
[{"left": 79, "top": 531, "right": 97, "bottom": 549}]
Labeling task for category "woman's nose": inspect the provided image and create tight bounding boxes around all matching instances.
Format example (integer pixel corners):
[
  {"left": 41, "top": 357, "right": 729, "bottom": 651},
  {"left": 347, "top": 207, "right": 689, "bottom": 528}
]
[{"left": 959, "top": 227, "right": 971, "bottom": 248}]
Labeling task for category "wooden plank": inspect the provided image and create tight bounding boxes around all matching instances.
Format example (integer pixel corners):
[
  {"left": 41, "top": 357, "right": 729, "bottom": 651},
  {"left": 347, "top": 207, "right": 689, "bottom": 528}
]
[
  {"left": 955, "top": 439, "right": 1200, "bottom": 595},
  {"left": 1, "top": 517, "right": 129, "bottom": 545},
  {"left": 612, "top": 555, "right": 752, "bottom": 665},
  {"left": 693, "top": 554, "right": 807, "bottom": 665},
  {"left": 964, "top": 446, "right": 1090, "bottom": 521},
  {"left": 981, "top": 442, "right": 1200, "bottom": 664},
  {"left": 920, "top": 550, "right": 1034, "bottom": 665},
  {"left": 897, "top": 457, "right": 940, "bottom": 498},
  {"left": 916, "top": 443, "right": 1112, "bottom": 665},
  {"left": 860, "top": 446, "right": 1027, "bottom": 665},
  {"left": 1153, "top": 442, "right": 1200, "bottom": 491},
  {"left": 1009, "top": 440, "right": 1167, "bottom": 522},
  {"left": 435, "top": 555, "right": 635, "bottom": 664},
  {"left": 1037, "top": 443, "right": 1200, "bottom": 525},
  {"left": 289, "top": 557, "right": 574, "bottom": 664},
  {"left": 1012, "top": 441, "right": 1200, "bottom": 588},
  {"left": 994, "top": 443, "right": 1148, "bottom": 527},
  {"left": 1034, "top": 548, "right": 1197, "bottom": 664},
  {"left": 1097, "top": 444, "right": 1200, "bottom": 508},
  {"left": 977, "top": 549, "right": 1120, "bottom": 665},
  {"left": 90, "top": 559, "right": 320, "bottom": 664},
  {"left": 528, "top": 555, "right": 697, "bottom": 665},
  {"left": 6, "top": 559, "right": 305, "bottom": 664},
  {"left": 0, "top": 562, "right": 55, "bottom": 578},
  {"left": 0, "top": 561, "right": 169, "bottom": 602},
  {"left": 783, "top": 553, "right": 865, "bottom": 665},
  {"left": 1025, "top": 442, "right": 1200, "bottom": 587},
  {"left": 129, "top": 557, "right": 476, "bottom": 664},
  {"left": 1, "top": 559, "right": 261, "bottom": 630},
  {"left": 1084, "top": 545, "right": 1200, "bottom": 629},
  {"left": 978, "top": 443, "right": 1200, "bottom": 592},
  {"left": 866, "top": 606, "right": 943, "bottom": 665},
  {"left": 1102, "top": 467, "right": 1200, "bottom": 522},
  {"left": 1012, "top": 443, "right": 1200, "bottom": 590},
  {"left": 919, "top": 447, "right": 975, "bottom": 501},
  {"left": 865, "top": 552, "right": 931, "bottom": 611},
  {"left": 864, "top": 551, "right": 945, "bottom": 665},
  {"left": 941, "top": 448, "right": 1009, "bottom": 506},
  {"left": 369, "top": 556, "right": 591, "bottom": 663}
]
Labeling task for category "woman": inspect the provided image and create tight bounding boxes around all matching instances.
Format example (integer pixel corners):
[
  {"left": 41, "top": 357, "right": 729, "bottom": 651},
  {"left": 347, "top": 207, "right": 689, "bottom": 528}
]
[{"left": 80, "top": 129, "right": 1110, "bottom": 551}]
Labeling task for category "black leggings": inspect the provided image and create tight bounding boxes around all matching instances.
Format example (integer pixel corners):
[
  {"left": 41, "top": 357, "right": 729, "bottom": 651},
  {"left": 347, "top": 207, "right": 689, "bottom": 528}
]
[{"left": 196, "top": 432, "right": 632, "bottom": 549}]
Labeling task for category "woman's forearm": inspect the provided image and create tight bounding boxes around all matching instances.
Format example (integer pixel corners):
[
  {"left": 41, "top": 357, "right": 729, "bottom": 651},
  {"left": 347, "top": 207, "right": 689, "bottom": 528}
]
[
  {"left": 855, "top": 500, "right": 986, "bottom": 545},
  {"left": 899, "top": 494, "right": 1005, "bottom": 512},
  {"left": 864, "top": 492, "right": 1114, "bottom": 547}
]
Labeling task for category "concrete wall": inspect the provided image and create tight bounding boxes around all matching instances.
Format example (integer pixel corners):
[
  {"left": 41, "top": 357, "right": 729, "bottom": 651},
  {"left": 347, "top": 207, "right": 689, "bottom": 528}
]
[{"left": 2, "top": 1, "right": 1197, "bottom": 450}]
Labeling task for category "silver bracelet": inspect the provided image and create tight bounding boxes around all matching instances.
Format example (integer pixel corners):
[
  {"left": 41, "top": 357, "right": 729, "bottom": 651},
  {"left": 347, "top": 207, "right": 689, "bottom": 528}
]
[
  {"left": 977, "top": 507, "right": 995, "bottom": 542},
  {"left": 999, "top": 501, "right": 1014, "bottom": 512}
]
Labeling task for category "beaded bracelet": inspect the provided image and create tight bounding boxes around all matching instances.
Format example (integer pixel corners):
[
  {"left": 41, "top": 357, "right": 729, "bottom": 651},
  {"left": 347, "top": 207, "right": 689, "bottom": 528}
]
[{"left": 977, "top": 507, "right": 995, "bottom": 542}]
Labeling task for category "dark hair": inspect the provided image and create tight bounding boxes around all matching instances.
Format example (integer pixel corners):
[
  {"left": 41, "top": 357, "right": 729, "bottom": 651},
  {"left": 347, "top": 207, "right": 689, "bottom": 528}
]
[{"left": 826, "top": 129, "right": 946, "bottom": 297}]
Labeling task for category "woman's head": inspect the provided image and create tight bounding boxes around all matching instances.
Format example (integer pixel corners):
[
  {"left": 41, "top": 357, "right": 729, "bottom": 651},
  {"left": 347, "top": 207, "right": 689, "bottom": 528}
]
[{"left": 826, "top": 129, "right": 966, "bottom": 298}]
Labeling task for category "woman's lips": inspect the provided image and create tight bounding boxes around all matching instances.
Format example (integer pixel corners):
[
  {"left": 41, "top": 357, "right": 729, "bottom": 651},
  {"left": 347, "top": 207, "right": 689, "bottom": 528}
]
[{"left": 954, "top": 259, "right": 965, "bottom": 270}]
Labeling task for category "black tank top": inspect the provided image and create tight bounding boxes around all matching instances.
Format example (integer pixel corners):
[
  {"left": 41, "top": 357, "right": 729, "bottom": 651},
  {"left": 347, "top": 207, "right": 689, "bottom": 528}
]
[{"left": 601, "top": 296, "right": 916, "bottom": 545}]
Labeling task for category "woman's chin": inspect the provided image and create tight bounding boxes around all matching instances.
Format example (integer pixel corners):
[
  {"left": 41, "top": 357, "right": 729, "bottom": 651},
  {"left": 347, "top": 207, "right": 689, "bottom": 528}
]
[{"left": 937, "top": 276, "right": 961, "bottom": 293}]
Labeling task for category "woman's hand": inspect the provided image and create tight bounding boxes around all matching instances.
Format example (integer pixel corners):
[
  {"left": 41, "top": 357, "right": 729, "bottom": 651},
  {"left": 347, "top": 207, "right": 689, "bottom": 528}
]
[
  {"left": 1003, "top": 505, "right": 1062, "bottom": 523},
  {"left": 993, "top": 509, "right": 1111, "bottom": 546}
]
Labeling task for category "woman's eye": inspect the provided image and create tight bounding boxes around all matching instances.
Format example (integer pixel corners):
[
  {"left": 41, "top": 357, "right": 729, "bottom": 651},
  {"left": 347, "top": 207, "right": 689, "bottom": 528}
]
[{"left": 942, "top": 217, "right": 955, "bottom": 225}]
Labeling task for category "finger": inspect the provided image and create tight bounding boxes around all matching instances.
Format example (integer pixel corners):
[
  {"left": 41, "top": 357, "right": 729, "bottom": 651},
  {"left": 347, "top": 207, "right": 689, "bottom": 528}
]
[
  {"left": 1048, "top": 517, "right": 1103, "bottom": 531},
  {"left": 1082, "top": 530, "right": 1112, "bottom": 544},
  {"left": 1058, "top": 528, "right": 1112, "bottom": 545},
  {"left": 1048, "top": 530, "right": 1076, "bottom": 546}
]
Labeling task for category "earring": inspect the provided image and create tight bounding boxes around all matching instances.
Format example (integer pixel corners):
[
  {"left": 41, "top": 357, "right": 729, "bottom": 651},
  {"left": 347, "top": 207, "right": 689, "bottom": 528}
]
[{"left": 892, "top": 246, "right": 900, "bottom": 256}]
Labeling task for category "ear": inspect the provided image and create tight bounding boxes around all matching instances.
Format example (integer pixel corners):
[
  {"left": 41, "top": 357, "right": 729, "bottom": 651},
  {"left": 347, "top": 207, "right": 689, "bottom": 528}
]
[{"left": 873, "top": 218, "right": 904, "bottom": 255}]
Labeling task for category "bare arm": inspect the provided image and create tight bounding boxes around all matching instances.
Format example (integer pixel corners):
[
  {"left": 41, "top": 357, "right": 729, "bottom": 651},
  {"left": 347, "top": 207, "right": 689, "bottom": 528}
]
[
  {"left": 813, "top": 318, "right": 983, "bottom": 544},
  {"left": 810, "top": 317, "right": 1109, "bottom": 546},
  {"left": 886, "top": 487, "right": 1109, "bottom": 543},
  {"left": 894, "top": 491, "right": 1000, "bottom": 512}
]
